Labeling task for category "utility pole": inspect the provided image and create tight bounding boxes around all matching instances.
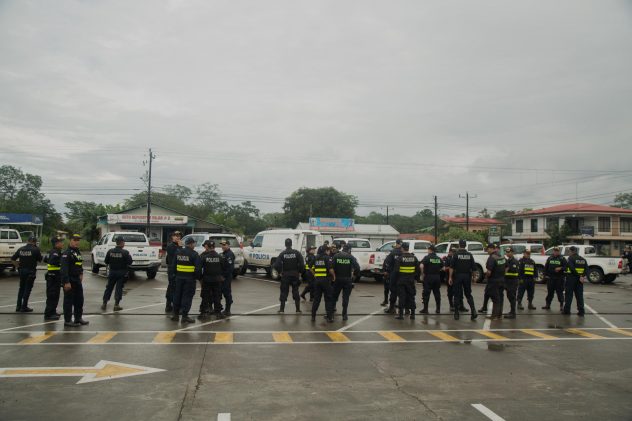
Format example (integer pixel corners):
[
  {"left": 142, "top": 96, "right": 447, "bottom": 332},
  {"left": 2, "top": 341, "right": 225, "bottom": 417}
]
[
  {"left": 459, "top": 192, "right": 477, "bottom": 232},
  {"left": 144, "top": 148, "right": 156, "bottom": 237},
  {"left": 434, "top": 196, "right": 438, "bottom": 244}
]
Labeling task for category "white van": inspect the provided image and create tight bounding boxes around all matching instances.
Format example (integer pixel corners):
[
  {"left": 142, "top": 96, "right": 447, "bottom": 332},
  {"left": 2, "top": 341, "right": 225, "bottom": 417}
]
[
  {"left": 181, "top": 233, "right": 245, "bottom": 277},
  {"left": 246, "top": 229, "right": 323, "bottom": 280}
]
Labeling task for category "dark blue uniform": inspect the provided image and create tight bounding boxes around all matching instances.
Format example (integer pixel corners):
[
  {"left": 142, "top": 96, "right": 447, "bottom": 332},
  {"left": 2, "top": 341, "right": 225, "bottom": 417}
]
[
  {"left": 383, "top": 247, "right": 402, "bottom": 312},
  {"left": 544, "top": 254, "right": 567, "bottom": 310},
  {"left": 11, "top": 243, "right": 42, "bottom": 312},
  {"left": 517, "top": 257, "right": 536, "bottom": 308},
  {"left": 332, "top": 251, "right": 361, "bottom": 319},
  {"left": 44, "top": 248, "right": 62, "bottom": 318},
  {"left": 421, "top": 253, "right": 443, "bottom": 313},
  {"left": 503, "top": 256, "right": 520, "bottom": 317},
  {"left": 311, "top": 253, "right": 334, "bottom": 321},
  {"left": 450, "top": 248, "right": 477, "bottom": 319},
  {"left": 165, "top": 241, "right": 181, "bottom": 311},
  {"left": 103, "top": 246, "right": 132, "bottom": 306},
  {"left": 301, "top": 253, "right": 316, "bottom": 301},
  {"left": 221, "top": 248, "right": 236, "bottom": 314},
  {"left": 171, "top": 247, "right": 201, "bottom": 319},
  {"left": 485, "top": 253, "right": 506, "bottom": 319},
  {"left": 564, "top": 254, "right": 588, "bottom": 316},
  {"left": 394, "top": 252, "right": 419, "bottom": 318},
  {"left": 199, "top": 250, "right": 227, "bottom": 316},
  {"left": 61, "top": 246, "right": 84, "bottom": 323},
  {"left": 274, "top": 248, "right": 305, "bottom": 312}
]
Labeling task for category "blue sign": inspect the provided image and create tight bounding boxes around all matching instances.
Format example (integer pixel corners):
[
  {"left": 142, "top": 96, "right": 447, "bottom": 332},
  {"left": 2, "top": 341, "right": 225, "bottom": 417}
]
[
  {"left": 0, "top": 213, "right": 43, "bottom": 225},
  {"left": 309, "top": 217, "right": 355, "bottom": 232}
]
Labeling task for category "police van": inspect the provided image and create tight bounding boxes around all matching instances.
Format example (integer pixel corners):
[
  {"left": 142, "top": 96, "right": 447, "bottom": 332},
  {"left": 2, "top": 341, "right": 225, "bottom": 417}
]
[
  {"left": 246, "top": 229, "right": 323, "bottom": 280},
  {"left": 181, "top": 232, "right": 246, "bottom": 277}
]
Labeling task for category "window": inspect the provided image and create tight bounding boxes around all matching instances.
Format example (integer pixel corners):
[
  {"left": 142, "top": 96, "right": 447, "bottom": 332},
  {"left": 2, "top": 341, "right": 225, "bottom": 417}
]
[
  {"left": 347, "top": 240, "right": 371, "bottom": 249},
  {"left": 584, "top": 246, "right": 596, "bottom": 255},
  {"left": 468, "top": 243, "right": 484, "bottom": 252},
  {"left": 379, "top": 242, "right": 395, "bottom": 252},
  {"left": 251, "top": 235, "right": 263, "bottom": 247},
  {"left": 414, "top": 242, "right": 431, "bottom": 250},
  {"left": 531, "top": 245, "right": 544, "bottom": 254},
  {"left": 622, "top": 218, "right": 632, "bottom": 233},
  {"left": 434, "top": 243, "right": 449, "bottom": 253},
  {"left": 208, "top": 236, "right": 239, "bottom": 247},
  {"left": 0, "top": 231, "right": 7, "bottom": 240},
  {"left": 531, "top": 219, "right": 538, "bottom": 233},
  {"left": 598, "top": 217, "right": 611, "bottom": 232},
  {"left": 116, "top": 233, "right": 148, "bottom": 243},
  {"left": 546, "top": 217, "right": 558, "bottom": 230},
  {"left": 515, "top": 220, "right": 524, "bottom": 233}
]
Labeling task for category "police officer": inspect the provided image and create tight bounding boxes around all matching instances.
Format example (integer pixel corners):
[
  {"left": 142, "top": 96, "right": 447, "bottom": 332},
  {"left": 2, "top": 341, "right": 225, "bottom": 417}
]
[
  {"left": 331, "top": 244, "right": 361, "bottom": 321},
  {"left": 393, "top": 242, "right": 419, "bottom": 320},
  {"left": 101, "top": 236, "right": 132, "bottom": 311},
  {"left": 517, "top": 250, "right": 537, "bottom": 310},
  {"left": 383, "top": 239, "right": 403, "bottom": 314},
  {"left": 11, "top": 236, "right": 42, "bottom": 312},
  {"left": 484, "top": 243, "right": 506, "bottom": 320},
  {"left": 61, "top": 234, "right": 88, "bottom": 327},
  {"left": 622, "top": 246, "right": 632, "bottom": 274},
  {"left": 300, "top": 245, "right": 316, "bottom": 301},
  {"left": 221, "top": 240, "right": 236, "bottom": 316},
  {"left": 43, "top": 237, "right": 64, "bottom": 320},
  {"left": 165, "top": 231, "right": 183, "bottom": 313},
  {"left": 543, "top": 247, "right": 566, "bottom": 312},
  {"left": 317, "top": 240, "right": 330, "bottom": 256},
  {"left": 311, "top": 245, "right": 334, "bottom": 322},
  {"left": 274, "top": 238, "right": 305, "bottom": 313},
  {"left": 199, "top": 240, "right": 227, "bottom": 319},
  {"left": 449, "top": 239, "right": 478, "bottom": 321},
  {"left": 444, "top": 247, "right": 456, "bottom": 312},
  {"left": 563, "top": 246, "right": 588, "bottom": 316},
  {"left": 503, "top": 247, "right": 519, "bottom": 319},
  {"left": 171, "top": 236, "right": 201, "bottom": 323},
  {"left": 419, "top": 245, "right": 442, "bottom": 314}
]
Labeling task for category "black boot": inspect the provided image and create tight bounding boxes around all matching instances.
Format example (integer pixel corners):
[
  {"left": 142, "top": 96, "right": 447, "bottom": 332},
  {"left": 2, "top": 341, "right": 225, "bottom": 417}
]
[
  {"left": 181, "top": 314, "right": 195, "bottom": 324},
  {"left": 380, "top": 291, "right": 389, "bottom": 306},
  {"left": 518, "top": 301, "right": 524, "bottom": 310},
  {"left": 295, "top": 300, "right": 302, "bottom": 313},
  {"left": 395, "top": 310, "right": 404, "bottom": 320},
  {"left": 542, "top": 302, "right": 551, "bottom": 310},
  {"left": 384, "top": 305, "right": 395, "bottom": 314},
  {"left": 528, "top": 301, "right": 536, "bottom": 310},
  {"left": 454, "top": 309, "right": 460, "bottom": 320},
  {"left": 278, "top": 302, "right": 285, "bottom": 313},
  {"left": 419, "top": 305, "right": 428, "bottom": 314},
  {"left": 223, "top": 304, "right": 232, "bottom": 317},
  {"left": 435, "top": 304, "right": 441, "bottom": 314}
]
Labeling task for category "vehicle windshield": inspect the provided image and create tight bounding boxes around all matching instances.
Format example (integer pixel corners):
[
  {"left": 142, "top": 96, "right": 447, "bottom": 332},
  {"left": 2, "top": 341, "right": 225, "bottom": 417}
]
[
  {"left": 346, "top": 240, "right": 371, "bottom": 249},
  {"left": 113, "top": 234, "right": 147, "bottom": 243},
  {"left": 208, "top": 236, "right": 240, "bottom": 248},
  {"left": 434, "top": 243, "right": 449, "bottom": 253},
  {"left": 379, "top": 242, "right": 395, "bottom": 252}
]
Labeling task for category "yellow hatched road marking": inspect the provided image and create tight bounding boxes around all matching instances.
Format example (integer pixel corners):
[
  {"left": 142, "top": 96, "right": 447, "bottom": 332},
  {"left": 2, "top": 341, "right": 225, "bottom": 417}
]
[
  {"left": 19, "top": 332, "right": 55, "bottom": 345},
  {"left": 566, "top": 328, "right": 604, "bottom": 339},
  {"left": 215, "top": 333, "right": 234, "bottom": 344},
  {"left": 152, "top": 332, "right": 176, "bottom": 344},
  {"left": 326, "top": 332, "right": 350, "bottom": 342},
  {"left": 477, "top": 330, "right": 508, "bottom": 340},
  {"left": 608, "top": 328, "right": 632, "bottom": 337},
  {"left": 522, "top": 329, "right": 557, "bottom": 340},
  {"left": 378, "top": 331, "right": 406, "bottom": 342},
  {"left": 272, "top": 332, "right": 293, "bottom": 343},
  {"left": 428, "top": 331, "right": 458, "bottom": 342},
  {"left": 87, "top": 332, "right": 117, "bottom": 344}
]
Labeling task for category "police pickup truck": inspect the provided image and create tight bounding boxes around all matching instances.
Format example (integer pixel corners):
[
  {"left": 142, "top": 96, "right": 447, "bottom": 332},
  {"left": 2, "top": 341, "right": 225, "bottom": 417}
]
[
  {"left": 91, "top": 232, "right": 161, "bottom": 279},
  {"left": 246, "top": 229, "right": 323, "bottom": 280},
  {"left": 531, "top": 244, "right": 624, "bottom": 284},
  {"left": 332, "top": 237, "right": 375, "bottom": 281},
  {"left": 0, "top": 228, "right": 26, "bottom": 271},
  {"left": 182, "top": 232, "right": 246, "bottom": 278}
]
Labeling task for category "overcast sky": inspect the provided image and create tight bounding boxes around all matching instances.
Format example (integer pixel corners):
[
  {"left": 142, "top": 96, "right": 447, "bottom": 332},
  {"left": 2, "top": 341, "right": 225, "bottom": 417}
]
[{"left": 1, "top": 0, "right": 631, "bottom": 218}]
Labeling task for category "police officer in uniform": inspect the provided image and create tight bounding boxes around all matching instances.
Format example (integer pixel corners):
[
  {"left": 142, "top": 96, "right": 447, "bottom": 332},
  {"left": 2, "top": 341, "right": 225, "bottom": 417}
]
[
  {"left": 199, "top": 240, "right": 227, "bottom": 319},
  {"left": 11, "top": 236, "right": 42, "bottom": 312},
  {"left": 43, "top": 237, "right": 64, "bottom": 320},
  {"left": 563, "top": 246, "right": 588, "bottom": 316},
  {"left": 419, "top": 245, "right": 442, "bottom": 314},
  {"left": 393, "top": 242, "right": 419, "bottom": 320},
  {"left": 484, "top": 243, "right": 506, "bottom": 320},
  {"left": 383, "top": 239, "right": 403, "bottom": 314},
  {"left": 317, "top": 240, "right": 330, "bottom": 256},
  {"left": 61, "top": 234, "right": 88, "bottom": 327},
  {"left": 543, "top": 247, "right": 566, "bottom": 312},
  {"left": 503, "top": 247, "right": 519, "bottom": 319},
  {"left": 165, "top": 231, "right": 182, "bottom": 313},
  {"left": 311, "top": 245, "right": 334, "bottom": 322},
  {"left": 449, "top": 239, "right": 478, "bottom": 320},
  {"left": 171, "top": 236, "right": 201, "bottom": 323},
  {"left": 444, "top": 247, "right": 456, "bottom": 312},
  {"left": 101, "top": 236, "right": 132, "bottom": 311},
  {"left": 331, "top": 244, "right": 361, "bottom": 321},
  {"left": 274, "top": 239, "right": 305, "bottom": 313},
  {"left": 622, "top": 246, "right": 632, "bottom": 274},
  {"left": 300, "top": 246, "right": 316, "bottom": 301},
  {"left": 517, "top": 250, "right": 537, "bottom": 310},
  {"left": 221, "top": 240, "right": 236, "bottom": 316}
]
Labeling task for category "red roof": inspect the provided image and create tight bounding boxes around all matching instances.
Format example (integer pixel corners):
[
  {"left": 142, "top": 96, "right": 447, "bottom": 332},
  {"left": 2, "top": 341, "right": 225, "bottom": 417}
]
[
  {"left": 515, "top": 203, "right": 632, "bottom": 216},
  {"left": 399, "top": 233, "right": 435, "bottom": 242},
  {"left": 441, "top": 217, "right": 502, "bottom": 225}
]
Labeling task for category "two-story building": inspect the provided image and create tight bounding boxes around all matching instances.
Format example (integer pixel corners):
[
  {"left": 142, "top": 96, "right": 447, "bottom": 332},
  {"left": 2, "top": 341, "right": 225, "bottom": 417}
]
[
  {"left": 441, "top": 216, "right": 503, "bottom": 233},
  {"left": 510, "top": 203, "right": 632, "bottom": 256}
]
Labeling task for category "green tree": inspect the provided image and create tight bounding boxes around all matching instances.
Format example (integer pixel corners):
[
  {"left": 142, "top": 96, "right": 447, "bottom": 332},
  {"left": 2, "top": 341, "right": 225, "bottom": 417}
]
[
  {"left": 439, "top": 226, "right": 486, "bottom": 243},
  {"left": 65, "top": 201, "right": 122, "bottom": 241},
  {"left": 478, "top": 208, "right": 491, "bottom": 218},
  {"left": 492, "top": 209, "right": 516, "bottom": 236},
  {"left": 163, "top": 184, "right": 192, "bottom": 202},
  {"left": 0, "top": 165, "right": 62, "bottom": 234},
  {"left": 261, "top": 212, "right": 287, "bottom": 229},
  {"left": 614, "top": 193, "right": 632, "bottom": 209},
  {"left": 545, "top": 223, "right": 572, "bottom": 248},
  {"left": 123, "top": 191, "right": 189, "bottom": 214},
  {"left": 283, "top": 187, "right": 358, "bottom": 227}
]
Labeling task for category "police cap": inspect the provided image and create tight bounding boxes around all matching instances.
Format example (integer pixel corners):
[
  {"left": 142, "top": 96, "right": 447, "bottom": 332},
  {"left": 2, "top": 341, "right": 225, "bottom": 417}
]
[
  {"left": 28, "top": 236, "right": 37, "bottom": 243},
  {"left": 459, "top": 239, "right": 467, "bottom": 247},
  {"left": 486, "top": 243, "right": 497, "bottom": 250},
  {"left": 401, "top": 242, "right": 410, "bottom": 250},
  {"left": 342, "top": 244, "right": 351, "bottom": 252},
  {"left": 285, "top": 238, "right": 292, "bottom": 247},
  {"left": 569, "top": 246, "right": 577, "bottom": 252},
  {"left": 203, "top": 240, "right": 215, "bottom": 248},
  {"left": 185, "top": 237, "right": 196, "bottom": 245},
  {"left": 115, "top": 236, "right": 125, "bottom": 245},
  {"left": 51, "top": 237, "right": 62, "bottom": 245},
  {"left": 505, "top": 247, "right": 513, "bottom": 253},
  {"left": 395, "top": 239, "right": 403, "bottom": 245},
  {"left": 71, "top": 234, "right": 82, "bottom": 241},
  {"left": 172, "top": 231, "right": 182, "bottom": 237},
  {"left": 428, "top": 245, "right": 436, "bottom": 251}
]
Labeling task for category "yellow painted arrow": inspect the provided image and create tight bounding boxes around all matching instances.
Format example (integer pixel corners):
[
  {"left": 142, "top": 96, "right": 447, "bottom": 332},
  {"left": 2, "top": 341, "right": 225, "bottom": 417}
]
[{"left": 0, "top": 360, "right": 165, "bottom": 384}]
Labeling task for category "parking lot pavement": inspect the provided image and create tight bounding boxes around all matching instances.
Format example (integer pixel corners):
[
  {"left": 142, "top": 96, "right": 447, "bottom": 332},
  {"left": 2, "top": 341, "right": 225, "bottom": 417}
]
[{"left": 0, "top": 269, "right": 631, "bottom": 420}]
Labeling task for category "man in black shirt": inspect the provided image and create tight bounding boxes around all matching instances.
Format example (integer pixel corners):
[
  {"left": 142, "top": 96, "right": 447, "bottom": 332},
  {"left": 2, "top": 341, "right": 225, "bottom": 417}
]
[
  {"left": 61, "top": 234, "right": 88, "bottom": 327},
  {"left": 517, "top": 250, "right": 537, "bottom": 310},
  {"left": 274, "top": 238, "right": 305, "bottom": 313},
  {"left": 300, "top": 246, "right": 316, "bottom": 301},
  {"left": 171, "top": 236, "right": 201, "bottom": 323},
  {"left": 543, "top": 247, "right": 566, "bottom": 312},
  {"left": 563, "top": 246, "right": 588, "bottom": 316},
  {"left": 11, "top": 236, "right": 42, "bottom": 313},
  {"left": 420, "top": 245, "right": 443, "bottom": 314},
  {"left": 199, "top": 240, "right": 227, "bottom": 319},
  {"left": 101, "top": 236, "right": 133, "bottom": 311},
  {"left": 485, "top": 243, "right": 506, "bottom": 320},
  {"left": 331, "top": 244, "right": 361, "bottom": 321},
  {"left": 449, "top": 239, "right": 478, "bottom": 320},
  {"left": 383, "top": 239, "right": 403, "bottom": 314},
  {"left": 165, "top": 231, "right": 182, "bottom": 313},
  {"left": 43, "top": 237, "right": 64, "bottom": 320},
  {"left": 394, "top": 243, "right": 419, "bottom": 320}
]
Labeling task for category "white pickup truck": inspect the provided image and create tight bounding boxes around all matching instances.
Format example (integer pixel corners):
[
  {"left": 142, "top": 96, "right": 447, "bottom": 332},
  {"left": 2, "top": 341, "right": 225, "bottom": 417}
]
[
  {"left": 0, "top": 228, "right": 26, "bottom": 271},
  {"left": 91, "top": 232, "right": 161, "bottom": 279},
  {"left": 532, "top": 245, "right": 624, "bottom": 284},
  {"left": 332, "top": 237, "right": 375, "bottom": 281}
]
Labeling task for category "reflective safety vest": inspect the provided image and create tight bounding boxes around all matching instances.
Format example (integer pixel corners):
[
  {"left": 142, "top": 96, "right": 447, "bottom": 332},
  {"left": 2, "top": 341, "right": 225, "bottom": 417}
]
[
  {"left": 177, "top": 263, "right": 195, "bottom": 273},
  {"left": 523, "top": 265, "right": 535, "bottom": 276},
  {"left": 313, "top": 257, "right": 328, "bottom": 278},
  {"left": 74, "top": 254, "right": 83, "bottom": 266},
  {"left": 398, "top": 255, "right": 417, "bottom": 274},
  {"left": 566, "top": 266, "right": 586, "bottom": 275},
  {"left": 47, "top": 264, "right": 61, "bottom": 271}
]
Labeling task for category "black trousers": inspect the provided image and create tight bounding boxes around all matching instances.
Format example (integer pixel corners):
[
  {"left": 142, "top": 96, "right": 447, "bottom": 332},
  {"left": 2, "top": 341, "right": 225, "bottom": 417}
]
[
  {"left": 17, "top": 268, "right": 36, "bottom": 309},
  {"left": 312, "top": 277, "right": 333, "bottom": 317},
  {"left": 200, "top": 280, "right": 223, "bottom": 313},
  {"left": 545, "top": 276, "right": 565, "bottom": 305},
  {"left": 397, "top": 279, "right": 416, "bottom": 312},
  {"left": 333, "top": 278, "right": 353, "bottom": 315},
  {"left": 389, "top": 271, "right": 399, "bottom": 307},
  {"left": 222, "top": 273, "right": 233, "bottom": 307},
  {"left": 302, "top": 272, "right": 314, "bottom": 299},
  {"left": 63, "top": 279, "right": 84, "bottom": 322},
  {"left": 166, "top": 268, "right": 176, "bottom": 305},
  {"left": 422, "top": 274, "right": 441, "bottom": 309},
  {"left": 517, "top": 278, "right": 535, "bottom": 303},
  {"left": 280, "top": 275, "right": 301, "bottom": 303},
  {"left": 173, "top": 277, "right": 196, "bottom": 316},
  {"left": 564, "top": 276, "right": 585, "bottom": 315},
  {"left": 44, "top": 273, "right": 61, "bottom": 317},
  {"left": 485, "top": 278, "right": 502, "bottom": 318},
  {"left": 453, "top": 273, "right": 475, "bottom": 311},
  {"left": 103, "top": 269, "right": 126, "bottom": 303},
  {"left": 503, "top": 278, "right": 518, "bottom": 315}
]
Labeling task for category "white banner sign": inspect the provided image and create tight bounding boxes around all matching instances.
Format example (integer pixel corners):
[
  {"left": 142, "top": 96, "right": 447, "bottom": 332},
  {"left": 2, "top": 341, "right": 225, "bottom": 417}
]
[{"left": 107, "top": 214, "right": 188, "bottom": 225}]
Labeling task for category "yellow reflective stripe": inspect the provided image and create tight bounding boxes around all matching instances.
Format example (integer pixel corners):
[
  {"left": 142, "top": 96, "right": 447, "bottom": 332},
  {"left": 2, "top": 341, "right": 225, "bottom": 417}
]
[
  {"left": 314, "top": 268, "right": 327, "bottom": 273},
  {"left": 47, "top": 265, "right": 61, "bottom": 271},
  {"left": 565, "top": 268, "right": 586, "bottom": 274},
  {"left": 506, "top": 272, "right": 519, "bottom": 277},
  {"left": 74, "top": 262, "right": 83, "bottom": 266},
  {"left": 177, "top": 265, "right": 195, "bottom": 273},
  {"left": 523, "top": 269, "right": 534, "bottom": 275},
  {"left": 399, "top": 268, "right": 415, "bottom": 273}
]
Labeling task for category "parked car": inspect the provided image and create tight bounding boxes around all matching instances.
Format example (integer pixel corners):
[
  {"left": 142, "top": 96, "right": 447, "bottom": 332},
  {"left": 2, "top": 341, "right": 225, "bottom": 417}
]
[
  {"left": 0, "top": 228, "right": 26, "bottom": 271},
  {"left": 182, "top": 232, "right": 246, "bottom": 278},
  {"left": 332, "top": 237, "right": 374, "bottom": 281},
  {"left": 91, "top": 232, "right": 161, "bottom": 279},
  {"left": 499, "top": 243, "right": 545, "bottom": 257}
]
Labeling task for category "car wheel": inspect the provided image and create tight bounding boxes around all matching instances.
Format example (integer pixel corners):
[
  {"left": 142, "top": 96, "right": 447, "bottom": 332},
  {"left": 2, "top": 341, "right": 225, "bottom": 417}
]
[
  {"left": 264, "top": 267, "right": 272, "bottom": 277},
  {"left": 473, "top": 266, "right": 484, "bottom": 283},
  {"left": 587, "top": 268, "right": 604, "bottom": 284},
  {"left": 91, "top": 257, "right": 100, "bottom": 274},
  {"left": 146, "top": 269, "right": 157, "bottom": 279}
]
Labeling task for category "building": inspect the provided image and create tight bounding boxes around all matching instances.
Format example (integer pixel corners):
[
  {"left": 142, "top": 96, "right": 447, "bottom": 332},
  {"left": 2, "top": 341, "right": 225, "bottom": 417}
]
[
  {"left": 97, "top": 203, "right": 229, "bottom": 248},
  {"left": 441, "top": 216, "right": 503, "bottom": 233},
  {"left": 399, "top": 233, "right": 436, "bottom": 243},
  {"left": 0, "top": 213, "right": 44, "bottom": 239},
  {"left": 510, "top": 203, "right": 632, "bottom": 256},
  {"left": 296, "top": 218, "right": 399, "bottom": 249}
]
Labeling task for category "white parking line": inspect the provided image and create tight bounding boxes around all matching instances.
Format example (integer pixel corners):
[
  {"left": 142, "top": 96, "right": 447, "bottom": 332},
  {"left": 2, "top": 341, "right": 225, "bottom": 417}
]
[
  {"left": 483, "top": 318, "right": 491, "bottom": 330},
  {"left": 0, "top": 300, "right": 45, "bottom": 309},
  {"left": 472, "top": 404, "right": 505, "bottom": 421},
  {"left": 337, "top": 308, "right": 383, "bottom": 332},
  {"left": 217, "top": 413, "right": 231, "bottom": 421},
  {"left": 584, "top": 304, "right": 617, "bottom": 329}
]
